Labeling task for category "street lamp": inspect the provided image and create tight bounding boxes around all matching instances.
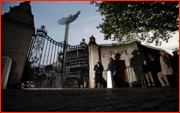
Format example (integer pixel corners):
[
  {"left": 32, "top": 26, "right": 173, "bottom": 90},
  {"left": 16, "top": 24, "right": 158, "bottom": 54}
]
[{"left": 58, "top": 11, "right": 81, "bottom": 87}]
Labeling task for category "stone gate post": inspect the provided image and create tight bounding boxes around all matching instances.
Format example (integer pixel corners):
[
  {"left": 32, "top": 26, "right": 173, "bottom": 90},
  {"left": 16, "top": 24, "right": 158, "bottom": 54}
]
[
  {"left": 88, "top": 35, "right": 99, "bottom": 88},
  {"left": 1, "top": 1, "right": 35, "bottom": 87}
]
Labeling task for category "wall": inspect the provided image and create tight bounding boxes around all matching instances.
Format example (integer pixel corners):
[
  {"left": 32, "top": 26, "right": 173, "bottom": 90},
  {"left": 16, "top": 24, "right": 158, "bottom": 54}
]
[
  {"left": 88, "top": 39, "right": 145, "bottom": 88},
  {"left": 88, "top": 43, "right": 99, "bottom": 88},
  {"left": 100, "top": 42, "right": 142, "bottom": 83}
]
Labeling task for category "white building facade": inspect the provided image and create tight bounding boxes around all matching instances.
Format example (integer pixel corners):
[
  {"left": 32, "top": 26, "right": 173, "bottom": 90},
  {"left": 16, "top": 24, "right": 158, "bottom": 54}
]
[{"left": 88, "top": 35, "right": 172, "bottom": 88}]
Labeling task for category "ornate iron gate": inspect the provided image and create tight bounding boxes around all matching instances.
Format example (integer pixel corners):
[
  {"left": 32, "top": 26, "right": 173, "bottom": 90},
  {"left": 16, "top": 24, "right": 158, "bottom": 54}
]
[
  {"left": 63, "top": 39, "right": 89, "bottom": 88},
  {"left": 22, "top": 26, "right": 89, "bottom": 88}
]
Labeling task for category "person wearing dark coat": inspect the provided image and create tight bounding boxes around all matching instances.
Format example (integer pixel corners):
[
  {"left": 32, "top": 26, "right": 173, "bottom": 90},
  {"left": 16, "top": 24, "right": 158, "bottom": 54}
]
[
  {"left": 171, "top": 51, "right": 179, "bottom": 79},
  {"left": 142, "top": 60, "right": 155, "bottom": 87},
  {"left": 94, "top": 60, "right": 104, "bottom": 88},
  {"left": 151, "top": 56, "right": 169, "bottom": 87}
]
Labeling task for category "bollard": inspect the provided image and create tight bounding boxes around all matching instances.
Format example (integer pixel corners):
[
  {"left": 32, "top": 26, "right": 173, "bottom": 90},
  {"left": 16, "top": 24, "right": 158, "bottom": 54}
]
[{"left": 1, "top": 56, "right": 12, "bottom": 89}]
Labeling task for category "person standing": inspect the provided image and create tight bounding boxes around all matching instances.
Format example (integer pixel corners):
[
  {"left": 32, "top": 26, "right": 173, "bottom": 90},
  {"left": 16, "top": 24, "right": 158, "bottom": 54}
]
[
  {"left": 171, "top": 51, "right": 179, "bottom": 81},
  {"left": 142, "top": 60, "right": 155, "bottom": 87},
  {"left": 107, "top": 57, "right": 117, "bottom": 88},
  {"left": 160, "top": 50, "right": 177, "bottom": 87},
  {"left": 151, "top": 56, "right": 169, "bottom": 87},
  {"left": 94, "top": 60, "right": 104, "bottom": 88}
]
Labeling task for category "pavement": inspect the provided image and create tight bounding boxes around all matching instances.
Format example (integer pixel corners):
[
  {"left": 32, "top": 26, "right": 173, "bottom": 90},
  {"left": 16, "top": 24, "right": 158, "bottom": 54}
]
[{"left": 1, "top": 87, "right": 179, "bottom": 112}]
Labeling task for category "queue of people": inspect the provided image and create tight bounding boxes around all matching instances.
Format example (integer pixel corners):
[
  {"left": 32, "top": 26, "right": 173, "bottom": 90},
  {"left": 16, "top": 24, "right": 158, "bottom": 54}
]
[
  {"left": 142, "top": 50, "right": 178, "bottom": 88},
  {"left": 94, "top": 50, "right": 178, "bottom": 88}
]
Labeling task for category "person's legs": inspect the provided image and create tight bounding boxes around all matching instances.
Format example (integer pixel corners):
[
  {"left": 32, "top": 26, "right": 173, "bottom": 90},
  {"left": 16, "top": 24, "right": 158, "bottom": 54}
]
[
  {"left": 99, "top": 75, "right": 102, "bottom": 88},
  {"left": 171, "top": 75, "right": 178, "bottom": 87},
  {"left": 115, "top": 76, "right": 118, "bottom": 87},
  {"left": 145, "top": 73, "right": 151, "bottom": 87},
  {"left": 97, "top": 83, "right": 100, "bottom": 88},
  {"left": 95, "top": 83, "right": 98, "bottom": 88},
  {"left": 113, "top": 75, "right": 117, "bottom": 88},
  {"left": 148, "top": 71, "right": 156, "bottom": 86},
  {"left": 157, "top": 72, "right": 166, "bottom": 86},
  {"left": 174, "top": 73, "right": 179, "bottom": 82},
  {"left": 166, "top": 75, "right": 176, "bottom": 87},
  {"left": 163, "top": 75, "right": 170, "bottom": 86}
]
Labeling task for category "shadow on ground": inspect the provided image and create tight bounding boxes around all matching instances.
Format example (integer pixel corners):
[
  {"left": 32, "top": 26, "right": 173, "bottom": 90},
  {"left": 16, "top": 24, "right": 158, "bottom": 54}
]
[{"left": 1, "top": 87, "right": 179, "bottom": 112}]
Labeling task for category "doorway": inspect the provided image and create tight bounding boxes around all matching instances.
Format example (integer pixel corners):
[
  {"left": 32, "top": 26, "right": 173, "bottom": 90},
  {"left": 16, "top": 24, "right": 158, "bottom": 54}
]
[{"left": 115, "top": 60, "right": 128, "bottom": 87}]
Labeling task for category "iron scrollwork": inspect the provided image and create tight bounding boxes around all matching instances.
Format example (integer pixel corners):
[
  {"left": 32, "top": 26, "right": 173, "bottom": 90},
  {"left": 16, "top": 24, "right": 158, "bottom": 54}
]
[{"left": 24, "top": 26, "right": 89, "bottom": 88}]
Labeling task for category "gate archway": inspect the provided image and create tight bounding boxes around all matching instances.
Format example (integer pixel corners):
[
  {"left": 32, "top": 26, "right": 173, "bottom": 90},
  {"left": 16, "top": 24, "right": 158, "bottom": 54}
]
[{"left": 22, "top": 26, "right": 89, "bottom": 88}]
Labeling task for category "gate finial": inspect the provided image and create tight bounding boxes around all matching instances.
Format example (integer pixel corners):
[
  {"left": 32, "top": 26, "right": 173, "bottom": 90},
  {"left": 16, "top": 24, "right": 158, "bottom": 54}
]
[{"left": 41, "top": 25, "right": 45, "bottom": 28}]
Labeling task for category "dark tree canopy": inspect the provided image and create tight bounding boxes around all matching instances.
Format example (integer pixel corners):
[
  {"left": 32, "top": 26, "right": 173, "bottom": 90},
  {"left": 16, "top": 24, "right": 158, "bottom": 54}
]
[{"left": 91, "top": 1, "right": 179, "bottom": 45}]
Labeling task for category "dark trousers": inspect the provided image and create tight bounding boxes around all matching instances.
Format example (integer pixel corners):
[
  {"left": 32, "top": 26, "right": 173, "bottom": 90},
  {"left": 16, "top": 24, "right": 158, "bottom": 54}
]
[
  {"left": 166, "top": 75, "right": 177, "bottom": 87},
  {"left": 112, "top": 74, "right": 118, "bottom": 88},
  {"left": 95, "top": 83, "right": 101, "bottom": 88},
  {"left": 109, "top": 71, "right": 118, "bottom": 88},
  {"left": 95, "top": 83, "right": 98, "bottom": 88}
]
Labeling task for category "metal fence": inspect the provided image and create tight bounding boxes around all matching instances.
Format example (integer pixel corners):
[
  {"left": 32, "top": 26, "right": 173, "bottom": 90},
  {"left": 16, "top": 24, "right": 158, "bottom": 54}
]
[
  {"left": 126, "top": 66, "right": 146, "bottom": 87},
  {"left": 62, "top": 77, "right": 88, "bottom": 88},
  {"left": 60, "top": 66, "right": 146, "bottom": 88},
  {"left": 23, "top": 26, "right": 89, "bottom": 88},
  {"left": 101, "top": 66, "right": 146, "bottom": 88}
]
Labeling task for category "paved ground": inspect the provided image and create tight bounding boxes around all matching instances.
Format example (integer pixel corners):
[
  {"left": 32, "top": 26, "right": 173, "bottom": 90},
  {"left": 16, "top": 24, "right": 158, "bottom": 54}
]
[{"left": 1, "top": 87, "right": 179, "bottom": 112}]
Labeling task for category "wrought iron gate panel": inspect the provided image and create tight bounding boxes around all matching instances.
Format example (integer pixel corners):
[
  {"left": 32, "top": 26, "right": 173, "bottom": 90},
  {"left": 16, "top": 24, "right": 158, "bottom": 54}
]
[
  {"left": 61, "top": 39, "right": 89, "bottom": 88},
  {"left": 23, "top": 26, "right": 89, "bottom": 88}
]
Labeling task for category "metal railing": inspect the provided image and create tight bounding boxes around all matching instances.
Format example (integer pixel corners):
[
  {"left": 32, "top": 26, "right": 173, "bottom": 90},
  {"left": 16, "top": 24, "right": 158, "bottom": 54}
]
[
  {"left": 103, "top": 66, "right": 146, "bottom": 88},
  {"left": 126, "top": 66, "right": 146, "bottom": 87},
  {"left": 23, "top": 26, "right": 89, "bottom": 88},
  {"left": 62, "top": 78, "right": 87, "bottom": 88},
  {"left": 62, "top": 66, "right": 147, "bottom": 88}
]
